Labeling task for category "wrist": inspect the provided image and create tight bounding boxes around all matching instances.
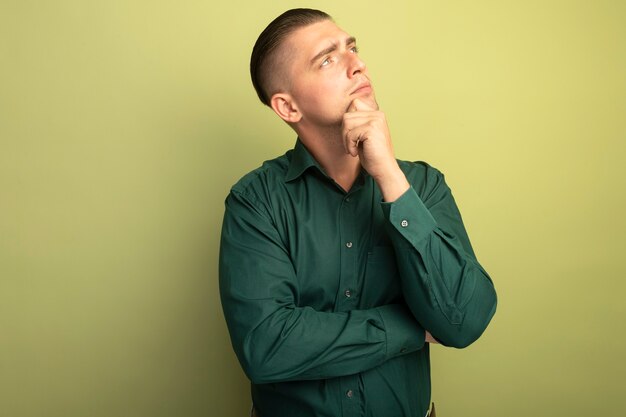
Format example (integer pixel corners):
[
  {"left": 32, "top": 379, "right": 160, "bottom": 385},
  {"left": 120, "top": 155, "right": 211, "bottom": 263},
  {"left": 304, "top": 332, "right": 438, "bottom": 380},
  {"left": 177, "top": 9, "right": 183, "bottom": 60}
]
[{"left": 374, "top": 165, "right": 410, "bottom": 202}]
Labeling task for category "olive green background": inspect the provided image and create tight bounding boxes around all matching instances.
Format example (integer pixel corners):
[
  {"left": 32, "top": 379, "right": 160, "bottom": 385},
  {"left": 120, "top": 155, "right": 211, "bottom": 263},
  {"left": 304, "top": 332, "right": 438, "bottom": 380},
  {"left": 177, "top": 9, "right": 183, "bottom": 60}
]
[{"left": 1, "top": 1, "right": 625, "bottom": 416}]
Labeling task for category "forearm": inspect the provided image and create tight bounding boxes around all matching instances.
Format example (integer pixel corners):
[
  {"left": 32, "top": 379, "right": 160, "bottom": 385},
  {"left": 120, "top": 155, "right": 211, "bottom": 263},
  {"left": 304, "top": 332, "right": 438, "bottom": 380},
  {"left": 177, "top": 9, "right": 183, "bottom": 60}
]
[
  {"left": 220, "top": 296, "right": 425, "bottom": 383},
  {"left": 392, "top": 224, "right": 497, "bottom": 348},
  {"left": 381, "top": 171, "right": 497, "bottom": 348}
]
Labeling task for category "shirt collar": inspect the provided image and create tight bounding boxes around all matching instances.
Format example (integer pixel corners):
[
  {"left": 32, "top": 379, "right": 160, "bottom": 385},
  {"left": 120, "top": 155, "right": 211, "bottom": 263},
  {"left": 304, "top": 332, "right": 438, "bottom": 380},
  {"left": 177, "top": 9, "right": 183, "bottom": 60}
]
[
  {"left": 285, "top": 138, "right": 371, "bottom": 190},
  {"left": 285, "top": 139, "right": 325, "bottom": 182}
]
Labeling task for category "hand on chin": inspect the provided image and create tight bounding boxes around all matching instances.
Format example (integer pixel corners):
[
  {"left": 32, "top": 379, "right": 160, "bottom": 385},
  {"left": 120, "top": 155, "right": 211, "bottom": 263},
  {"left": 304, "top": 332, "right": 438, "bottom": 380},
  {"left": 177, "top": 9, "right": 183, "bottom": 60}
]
[{"left": 346, "top": 92, "right": 378, "bottom": 113}]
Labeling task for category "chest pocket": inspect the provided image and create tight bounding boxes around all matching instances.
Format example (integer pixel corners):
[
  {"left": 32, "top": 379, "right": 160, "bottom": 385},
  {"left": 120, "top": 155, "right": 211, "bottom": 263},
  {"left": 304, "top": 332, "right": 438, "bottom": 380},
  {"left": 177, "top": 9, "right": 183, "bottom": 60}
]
[{"left": 360, "top": 246, "right": 402, "bottom": 308}]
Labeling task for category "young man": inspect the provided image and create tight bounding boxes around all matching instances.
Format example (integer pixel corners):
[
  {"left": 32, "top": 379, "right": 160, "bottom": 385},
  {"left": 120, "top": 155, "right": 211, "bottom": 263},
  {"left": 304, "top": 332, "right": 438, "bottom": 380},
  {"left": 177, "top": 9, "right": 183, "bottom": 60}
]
[{"left": 219, "top": 8, "right": 497, "bottom": 417}]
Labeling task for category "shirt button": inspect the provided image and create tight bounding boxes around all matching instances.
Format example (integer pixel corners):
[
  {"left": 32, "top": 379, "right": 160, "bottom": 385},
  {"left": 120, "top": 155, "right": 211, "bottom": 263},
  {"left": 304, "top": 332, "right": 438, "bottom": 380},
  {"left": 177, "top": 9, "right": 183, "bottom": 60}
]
[
  {"left": 345, "top": 197, "right": 351, "bottom": 202},
  {"left": 345, "top": 242, "right": 353, "bottom": 248},
  {"left": 346, "top": 390, "right": 353, "bottom": 399},
  {"left": 401, "top": 219, "right": 409, "bottom": 228},
  {"left": 345, "top": 289, "right": 352, "bottom": 298}
]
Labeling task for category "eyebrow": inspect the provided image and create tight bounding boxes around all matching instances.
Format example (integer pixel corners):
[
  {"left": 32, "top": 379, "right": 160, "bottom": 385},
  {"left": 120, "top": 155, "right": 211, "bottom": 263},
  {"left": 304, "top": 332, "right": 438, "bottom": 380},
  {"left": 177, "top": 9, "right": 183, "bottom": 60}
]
[{"left": 310, "top": 36, "right": 357, "bottom": 65}]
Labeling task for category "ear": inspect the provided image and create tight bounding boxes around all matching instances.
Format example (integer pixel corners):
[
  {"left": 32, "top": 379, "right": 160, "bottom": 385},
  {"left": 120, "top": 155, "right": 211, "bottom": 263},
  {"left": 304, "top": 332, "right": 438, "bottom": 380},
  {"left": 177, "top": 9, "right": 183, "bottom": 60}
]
[{"left": 270, "top": 93, "right": 302, "bottom": 123}]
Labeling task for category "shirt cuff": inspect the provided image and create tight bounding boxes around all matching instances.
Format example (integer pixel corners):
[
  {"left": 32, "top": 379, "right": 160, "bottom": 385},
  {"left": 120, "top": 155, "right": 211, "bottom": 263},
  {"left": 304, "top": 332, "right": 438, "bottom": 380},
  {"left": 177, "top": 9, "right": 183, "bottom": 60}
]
[
  {"left": 376, "top": 304, "right": 425, "bottom": 359},
  {"left": 380, "top": 187, "right": 437, "bottom": 247}
]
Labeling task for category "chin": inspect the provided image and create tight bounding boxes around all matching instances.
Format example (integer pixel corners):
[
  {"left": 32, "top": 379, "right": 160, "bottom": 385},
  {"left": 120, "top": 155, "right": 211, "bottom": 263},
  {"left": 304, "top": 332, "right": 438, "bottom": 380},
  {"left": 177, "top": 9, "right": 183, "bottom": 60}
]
[
  {"left": 368, "top": 96, "right": 380, "bottom": 110},
  {"left": 348, "top": 94, "right": 379, "bottom": 111}
]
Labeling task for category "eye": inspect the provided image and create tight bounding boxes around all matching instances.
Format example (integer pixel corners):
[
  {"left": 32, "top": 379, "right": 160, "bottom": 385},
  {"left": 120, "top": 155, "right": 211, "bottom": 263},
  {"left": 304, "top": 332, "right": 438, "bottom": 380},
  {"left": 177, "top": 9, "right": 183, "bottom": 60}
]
[
  {"left": 350, "top": 46, "right": 359, "bottom": 53},
  {"left": 321, "top": 56, "right": 333, "bottom": 67}
]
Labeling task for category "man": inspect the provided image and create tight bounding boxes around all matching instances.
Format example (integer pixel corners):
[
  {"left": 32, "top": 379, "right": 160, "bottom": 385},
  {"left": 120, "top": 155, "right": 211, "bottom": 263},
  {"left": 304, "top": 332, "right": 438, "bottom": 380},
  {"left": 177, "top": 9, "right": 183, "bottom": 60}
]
[{"left": 219, "top": 8, "right": 497, "bottom": 417}]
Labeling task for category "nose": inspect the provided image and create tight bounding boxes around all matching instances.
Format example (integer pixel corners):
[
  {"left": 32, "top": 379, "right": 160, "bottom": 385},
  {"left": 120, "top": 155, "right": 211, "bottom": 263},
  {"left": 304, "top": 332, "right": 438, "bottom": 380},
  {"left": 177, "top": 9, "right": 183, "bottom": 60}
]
[{"left": 347, "top": 53, "right": 366, "bottom": 78}]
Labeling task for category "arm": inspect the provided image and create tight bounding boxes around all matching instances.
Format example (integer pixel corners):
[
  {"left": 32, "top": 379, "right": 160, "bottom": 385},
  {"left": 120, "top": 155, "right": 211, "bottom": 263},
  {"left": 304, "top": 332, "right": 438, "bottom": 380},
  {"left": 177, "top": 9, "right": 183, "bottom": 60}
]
[
  {"left": 342, "top": 99, "right": 496, "bottom": 348},
  {"left": 219, "top": 190, "right": 425, "bottom": 384},
  {"left": 381, "top": 167, "right": 497, "bottom": 348}
]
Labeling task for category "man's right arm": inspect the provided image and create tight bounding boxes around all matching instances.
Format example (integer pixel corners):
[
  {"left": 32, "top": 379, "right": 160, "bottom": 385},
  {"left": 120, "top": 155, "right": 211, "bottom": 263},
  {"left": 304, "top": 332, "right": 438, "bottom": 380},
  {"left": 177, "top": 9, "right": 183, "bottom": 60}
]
[{"left": 219, "top": 190, "right": 426, "bottom": 384}]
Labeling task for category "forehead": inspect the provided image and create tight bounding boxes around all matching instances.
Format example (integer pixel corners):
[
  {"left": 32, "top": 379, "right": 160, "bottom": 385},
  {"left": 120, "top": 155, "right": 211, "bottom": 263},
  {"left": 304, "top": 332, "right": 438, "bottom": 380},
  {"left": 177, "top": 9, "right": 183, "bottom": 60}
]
[{"left": 285, "top": 20, "right": 352, "bottom": 58}]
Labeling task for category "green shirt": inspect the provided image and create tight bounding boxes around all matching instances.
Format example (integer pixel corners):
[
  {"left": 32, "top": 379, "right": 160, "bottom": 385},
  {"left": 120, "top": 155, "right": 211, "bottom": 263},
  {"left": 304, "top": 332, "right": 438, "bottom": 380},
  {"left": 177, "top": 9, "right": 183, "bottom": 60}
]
[{"left": 219, "top": 140, "right": 497, "bottom": 417}]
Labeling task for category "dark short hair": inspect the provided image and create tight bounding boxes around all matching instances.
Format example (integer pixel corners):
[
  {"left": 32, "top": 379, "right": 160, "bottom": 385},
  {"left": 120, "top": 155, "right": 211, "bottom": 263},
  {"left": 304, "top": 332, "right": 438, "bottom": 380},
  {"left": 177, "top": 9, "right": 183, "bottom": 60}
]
[{"left": 250, "top": 8, "right": 332, "bottom": 106}]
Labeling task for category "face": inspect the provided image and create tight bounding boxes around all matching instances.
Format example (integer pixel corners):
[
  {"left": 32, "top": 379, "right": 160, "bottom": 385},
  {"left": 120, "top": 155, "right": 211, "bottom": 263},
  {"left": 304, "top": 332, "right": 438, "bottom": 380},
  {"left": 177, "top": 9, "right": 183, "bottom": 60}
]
[{"left": 279, "top": 20, "right": 377, "bottom": 127}]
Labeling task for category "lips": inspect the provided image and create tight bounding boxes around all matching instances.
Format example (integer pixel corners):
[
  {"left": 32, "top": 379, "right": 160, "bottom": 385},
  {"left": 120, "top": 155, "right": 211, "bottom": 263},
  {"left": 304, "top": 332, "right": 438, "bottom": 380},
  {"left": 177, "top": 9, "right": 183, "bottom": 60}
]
[{"left": 351, "top": 82, "right": 372, "bottom": 95}]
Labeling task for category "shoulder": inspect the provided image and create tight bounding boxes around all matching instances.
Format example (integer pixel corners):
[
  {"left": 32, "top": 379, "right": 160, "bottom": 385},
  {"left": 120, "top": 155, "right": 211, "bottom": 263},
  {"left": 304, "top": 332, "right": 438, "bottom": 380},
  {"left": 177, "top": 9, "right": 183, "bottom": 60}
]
[{"left": 228, "top": 149, "right": 292, "bottom": 205}]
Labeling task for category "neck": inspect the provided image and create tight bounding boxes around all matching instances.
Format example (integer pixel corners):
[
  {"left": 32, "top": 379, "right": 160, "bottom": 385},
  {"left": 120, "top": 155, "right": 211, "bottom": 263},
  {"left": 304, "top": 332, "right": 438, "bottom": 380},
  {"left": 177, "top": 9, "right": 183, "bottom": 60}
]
[{"left": 297, "top": 125, "right": 361, "bottom": 192}]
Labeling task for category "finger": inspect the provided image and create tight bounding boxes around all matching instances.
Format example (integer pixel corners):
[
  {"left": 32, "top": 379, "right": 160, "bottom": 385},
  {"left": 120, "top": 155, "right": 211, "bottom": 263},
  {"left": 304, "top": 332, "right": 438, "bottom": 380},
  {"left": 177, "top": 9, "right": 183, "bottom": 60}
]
[
  {"left": 343, "top": 127, "right": 357, "bottom": 156},
  {"left": 343, "top": 111, "right": 374, "bottom": 121},
  {"left": 347, "top": 99, "right": 359, "bottom": 113},
  {"left": 342, "top": 115, "right": 364, "bottom": 151},
  {"left": 344, "top": 125, "right": 368, "bottom": 157},
  {"left": 351, "top": 98, "right": 376, "bottom": 112},
  {"left": 347, "top": 98, "right": 371, "bottom": 113},
  {"left": 346, "top": 134, "right": 359, "bottom": 157},
  {"left": 342, "top": 119, "right": 363, "bottom": 156},
  {"left": 342, "top": 112, "right": 378, "bottom": 130}
]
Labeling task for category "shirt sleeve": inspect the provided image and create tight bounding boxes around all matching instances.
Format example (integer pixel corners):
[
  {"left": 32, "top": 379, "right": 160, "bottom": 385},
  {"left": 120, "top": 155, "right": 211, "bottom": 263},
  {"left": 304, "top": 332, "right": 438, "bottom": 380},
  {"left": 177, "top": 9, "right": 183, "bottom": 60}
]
[
  {"left": 219, "top": 190, "right": 425, "bottom": 384},
  {"left": 380, "top": 164, "right": 497, "bottom": 348}
]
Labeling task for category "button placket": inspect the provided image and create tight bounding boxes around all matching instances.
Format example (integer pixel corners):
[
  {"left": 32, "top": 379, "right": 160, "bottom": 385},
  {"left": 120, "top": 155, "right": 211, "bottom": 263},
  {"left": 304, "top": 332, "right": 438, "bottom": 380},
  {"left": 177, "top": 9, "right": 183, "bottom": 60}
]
[{"left": 337, "top": 190, "right": 360, "bottom": 312}]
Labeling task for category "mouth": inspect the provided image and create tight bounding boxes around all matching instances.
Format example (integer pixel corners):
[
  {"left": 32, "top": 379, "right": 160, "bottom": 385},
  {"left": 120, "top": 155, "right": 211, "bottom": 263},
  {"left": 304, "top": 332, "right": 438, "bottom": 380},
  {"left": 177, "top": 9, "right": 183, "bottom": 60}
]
[{"left": 350, "top": 82, "right": 372, "bottom": 95}]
